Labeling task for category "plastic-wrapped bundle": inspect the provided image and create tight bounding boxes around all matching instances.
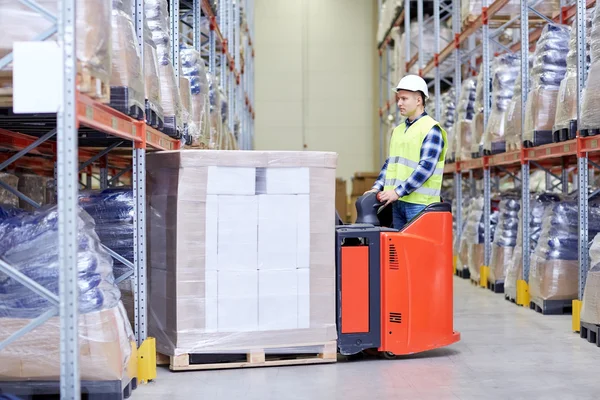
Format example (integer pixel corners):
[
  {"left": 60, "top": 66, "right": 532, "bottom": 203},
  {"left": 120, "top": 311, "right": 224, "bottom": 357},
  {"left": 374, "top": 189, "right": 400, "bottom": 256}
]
[
  {"left": 463, "top": 196, "right": 499, "bottom": 281},
  {"left": 0, "top": 204, "right": 22, "bottom": 220},
  {"left": 145, "top": 0, "right": 184, "bottom": 138},
  {"left": 483, "top": 54, "right": 519, "bottom": 154},
  {"left": 440, "top": 90, "right": 456, "bottom": 151},
  {"left": 580, "top": 5, "right": 600, "bottom": 131},
  {"left": 455, "top": 196, "right": 472, "bottom": 273},
  {"left": 504, "top": 54, "right": 533, "bottom": 151},
  {"left": 554, "top": 9, "right": 594, "bottom": 135},
  {"left": 454, "top": 77, "right": 478, "bottom": 160},
  {"left": 110, "top": 0, "right": 145, "bottom": 116},
  {"left": 180, "top": 45, "right": 210, "bottom": 148},
  {"left": 489, "top": 192, "right": 520, "bottom": 283},
  {"left": 0, "top": 0, "right": 112, "bottom": 95},
  {"left": 0, "top": 207, "right": 121, "bottom": 318},
  {"left": 530, "top": 199, "right": 600, "bottom": 301},
  {"left": 523, "top": 24, "right": 571, "bottom": 146},
  {"left": 17, "top": 173, "right": 47, "bottom": 212},
  {"left": 179, "top": 77, "right": 196, "bottom": 146},
  {"left": 470, "top": 65, "right": 486, "bottom": 156},
  {"left": 462, "top": 0, "right": 558, "bottom": 26},
  {"left": 208, "top": 73, "right": 223, "bottom": 149},
  {"left": 0, "top": 172, "right": 19, "bottom": 208},
  {"left": 376, "top": 0, "right": 403, "bottom": 44},
  {"left": 144, "top": 14, "right": 164, "bottom": 126},
  {"left": 582, "top": 233, "right": 600, "bottom": 324}
]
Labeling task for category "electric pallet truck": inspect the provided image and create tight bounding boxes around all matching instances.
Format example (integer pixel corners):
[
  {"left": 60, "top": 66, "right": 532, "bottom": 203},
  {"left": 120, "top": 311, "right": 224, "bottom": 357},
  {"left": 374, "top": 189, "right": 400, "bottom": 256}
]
[{"left": 335, "top": 192, "right": 460, "bottom": 358}]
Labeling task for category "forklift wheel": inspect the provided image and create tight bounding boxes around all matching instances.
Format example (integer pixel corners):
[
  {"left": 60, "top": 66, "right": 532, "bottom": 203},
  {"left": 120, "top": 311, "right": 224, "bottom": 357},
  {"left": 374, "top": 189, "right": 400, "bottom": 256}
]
[
  {"left": 382, "top": 351, "right": 396, "bottom": 360},
  {"left": 345, "top": 352, "right": 365, "bottom": 361}
]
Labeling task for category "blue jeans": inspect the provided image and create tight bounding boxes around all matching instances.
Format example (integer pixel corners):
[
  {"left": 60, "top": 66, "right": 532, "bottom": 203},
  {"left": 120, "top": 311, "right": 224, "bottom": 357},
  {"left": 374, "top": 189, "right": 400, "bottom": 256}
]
[{"left": 392, "top": 201, "right": 426, "bottom": 230}]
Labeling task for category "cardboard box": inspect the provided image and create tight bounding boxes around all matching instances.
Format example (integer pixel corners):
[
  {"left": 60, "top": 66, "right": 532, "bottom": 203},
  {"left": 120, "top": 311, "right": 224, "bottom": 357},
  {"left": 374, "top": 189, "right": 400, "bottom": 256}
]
[
  {"left": 335, "top": 178, "right": 347, "bottom": 222},
  {"left": 147, "top": 150, "right": 338, "bottom": 356},
  {"left": 351, "top": 172, "right": 379, "bottom": 196}
]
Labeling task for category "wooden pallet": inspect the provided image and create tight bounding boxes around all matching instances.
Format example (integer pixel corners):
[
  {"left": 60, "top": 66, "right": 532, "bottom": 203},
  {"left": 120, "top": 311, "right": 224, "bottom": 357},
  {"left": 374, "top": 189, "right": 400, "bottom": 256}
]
[
  {"left": 158, "top": 341, "right": 338, "bottom": 372},
  {"left": 0, "top": 63, "right": 110, "bottom": 108}
]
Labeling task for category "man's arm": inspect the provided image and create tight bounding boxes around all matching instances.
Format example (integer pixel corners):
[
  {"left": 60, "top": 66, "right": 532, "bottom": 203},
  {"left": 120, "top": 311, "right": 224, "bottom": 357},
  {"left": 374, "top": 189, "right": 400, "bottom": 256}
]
[
  {"left": 371, "top": 158, "right": 389, "bottom": 191},
  {"left": 394, "top": 126, "right": 444, "bottom": 198}
]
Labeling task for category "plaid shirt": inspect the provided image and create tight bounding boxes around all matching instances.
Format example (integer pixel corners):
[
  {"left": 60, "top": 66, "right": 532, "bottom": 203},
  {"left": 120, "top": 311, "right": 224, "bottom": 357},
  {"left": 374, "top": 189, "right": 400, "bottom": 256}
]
[{"left": 372, "top": 111, "right": 444, "bottom": 198}]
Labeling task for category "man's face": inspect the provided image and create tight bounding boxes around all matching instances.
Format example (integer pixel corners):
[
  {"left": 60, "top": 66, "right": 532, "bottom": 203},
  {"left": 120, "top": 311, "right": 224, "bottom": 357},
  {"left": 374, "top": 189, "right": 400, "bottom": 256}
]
[{"left": 396, "top": 90, "right": 421, "bottom": 117}]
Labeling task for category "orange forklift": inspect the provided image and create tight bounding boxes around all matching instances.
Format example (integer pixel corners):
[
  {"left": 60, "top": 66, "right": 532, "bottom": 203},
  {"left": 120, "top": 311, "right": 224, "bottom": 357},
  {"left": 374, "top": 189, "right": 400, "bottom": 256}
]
[{"left": 335, "top": 192, "right": 460, "bottom": 358}]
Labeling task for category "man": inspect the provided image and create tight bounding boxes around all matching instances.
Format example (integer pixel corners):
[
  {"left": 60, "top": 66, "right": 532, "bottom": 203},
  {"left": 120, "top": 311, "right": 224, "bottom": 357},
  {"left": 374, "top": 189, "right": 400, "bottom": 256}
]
[{"left": 366, "top": 74, "right": 447, "bottom": 230}]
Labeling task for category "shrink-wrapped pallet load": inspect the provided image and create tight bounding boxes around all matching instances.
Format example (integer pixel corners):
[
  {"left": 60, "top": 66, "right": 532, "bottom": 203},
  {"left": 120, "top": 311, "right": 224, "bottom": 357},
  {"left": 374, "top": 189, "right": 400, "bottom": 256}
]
[
  {"left": 179, "top": 77, "right": 196, "bottom": 146},
  {"left": 0, "top": 172, "right": 19, "bottom": 208},
  {"left": 463, "top": 196, "right": 498, "bottom": 281},
  {"left": 470, "top": 65, "right": 485, "bottom": 157},
  {"left": 441, "top": 90, "right": 456, "bottom": 160},
  {"left": 143, "top": 15, "right": 164, "bottom": 129},
  {"left": 582, "top": 233, "right": 600, "bottom": 324},
  {"left": 482, "top": 54, "right": 519, "bottom": 155},
  {"left": 504, "top": 54, "right": 533, "bottom": 151},
  {"left": 145, "top": 0, "right": 184, "bottom": 138},
  {"left": 455, "top": 195, "right": 472, "bottom": 274},
  {"left": 579, "top": 5, "right": 600, "bottom": 133},
  {"left": 146, "top": 150, "right": 338, "bottom": 361},
  {"left": 454, "top": 77, "right": 477, "bottom": 160},
  {"left": 110, "top": 0, "right": 145, "bottom": 119},
  {"left": 554, "top": 9, "right": 594, "bottom": 139},
  {"left": 180, "top": 45, "right": 210, "bottom": 148},
  {"left": 523, "top": 24, "right": 571, "bottom": 147},
  {"left": 530, "top": 199, "right": 600, "bottom": 301},
  {"left": 489, "top": 192, "right": 520, "bottom": 284},
  {"left": 0, "top": 207, "right": 135, "bottom": 382},
  {"left": 0, "top": 0, "right": 112, "bottom": 101},
  {"left": 208, "top": 73, "right": 223, "bottom": 149},
  {"left": 461, "top": 0, "right": 558, "bottom": 27}
]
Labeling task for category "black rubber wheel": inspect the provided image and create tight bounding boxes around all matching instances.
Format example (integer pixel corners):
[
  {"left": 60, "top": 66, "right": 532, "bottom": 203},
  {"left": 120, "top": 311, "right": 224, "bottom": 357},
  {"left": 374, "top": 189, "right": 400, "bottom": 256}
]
[{"left": 382, "top": 351, "right": 396, "bottom": 360}]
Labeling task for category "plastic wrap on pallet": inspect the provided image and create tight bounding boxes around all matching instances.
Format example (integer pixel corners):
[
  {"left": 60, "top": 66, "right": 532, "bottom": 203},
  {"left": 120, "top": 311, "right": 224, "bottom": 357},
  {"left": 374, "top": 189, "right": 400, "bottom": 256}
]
[
  {"left": 461, "top": 0, "right": 558, "bottom": 26},
  {"left": 146, "top": 150, "right": 338, "bottom": 356},
  {"left": 504, "top": 54, "right": 533, "bottom": 152},
  {"left": 483, "top": 54, "right": 519, "bottom": 153},
  {"left": 523, "top": 24, "right": 571, "bottom": 144},
  {"left": 530, "top": 198, "right": 600, "bottom": 301},
  {"left": 16, "top": 173, "right": 46, "bottom": 212},
  {"left": 456, "top": 196, "right": 473, "bottom": 272},
  {"left": 0, "top": 302, "right": 135, "bottom": 381},
  {"left": 470, "top": 65, "right": 485, "bottom": 155},
  {"left": 489, "top": 192, "right": 520, "bottom": 283},
  {"left": 45, "top": 177, "right": 56, "bottom": 205},
  {"left": 0, "top": 206, "right": 121, "bottom": 318},
  {"left": 0, "top": 172, "right": 19, "bottom": 208},
  {"left": 145, "top": 0, "right": 184, "bottom": 135},
  {"left": 0, "top": 0, "right": 112, "bottom": 85},
  {"left": 441, "top": 90, "right": 456, "bottom": 156},
  {"left": 180, "top": 45, "right": 210, "bottom": 148},
  {"left": 179, "top": 77, "right": 198, "bottom": 146},
  {"left": 208, "top": 73, "right": 223, "bottom": 149},
  {"left": 580, "top": 5, "right": 600, "bottom": 131},
  {"left": 453, "top": 77, "right": 477, "bottom": 160},
  {"left": 582, "top": 233, "right": 600, "bottom": 324},
  {"left": 554, "top": 9, "right": 594, "bottom": 132},
  {"left": 110, "top": 0, "right": 145, "bottom": 115},
  {"left": 463, "top": 196, "right": 498, "bottom": 281},
  {"left": 377, "top": 0, "right": 402, "bottom": 43},
  {"left": 144, "top": 15, "right": 164, "bottom": 124}
]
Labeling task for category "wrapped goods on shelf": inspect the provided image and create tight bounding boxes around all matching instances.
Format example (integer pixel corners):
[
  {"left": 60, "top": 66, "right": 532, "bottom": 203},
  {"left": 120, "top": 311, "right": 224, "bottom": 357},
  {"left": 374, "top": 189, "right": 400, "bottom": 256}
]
[
  {"left": 582, "top": 233, "right": 600, "bottom": 324},
  {"left": 461, "top": 0, "right": 558, "bottom": 26},
  {"left": 530, "top": 199, "right": 600, "bottom": 301},
  {"left": 208, "top": 73, "right": 223, "bottom": 149},
  {"left": 554, "top": 9, "right": 593, "bottom": 134},
  {"left": 0, "top": 0, "right": 112, "bottom": 87},
  {"left": 580, "top": 6, "right": 600, "bottom": 131},
  {"left": 482, "top": 54, "right": 519, "bottom": 154},
  {"left": 523, "top": 24, "right": 571, "bottom": 146},
  {"left": 377, "top": 0, "right": 403, "bottom": 44},
  {"left": 504, "top": 54, "right": 533, "bottom": 151},
  {"left": 455, "top": 196, "right": 472, "bottom": 272},
  {"left": 110, "top": 0, "right": 145, "bottom": 117},
  {"left": 489, "top": 192, "right": 520, "bottom": 283},
  {"left": 219, "top": 89, "right": 231, "bottom": 150},
  {"left": 454, "top": 77, "right": 477, "bottom": 160},
  {"left": 145, "top": 0, "right": 184, "bottom": 138},
  {"left": 144, "top": 15, "right": 164, "bottom": 125},
  {"left": 390, "top": 27, "right": 402, "bottom": 85},
  {"left": 470, "top": 66, "right": 485, "bottom": 156},
  {"left": 146, "top": 150, "right": 337, "bottom": 356},
  {"left": 180, "top": 45, "right": 210, "bottom": 148},
  {"left": 463, "top": 196, "right": 498, "bottom": 280},
  {"left": 16, "top": 173, "right": 46, "bottom": 212},
  {"left": 179, "top": 77, "right": 199, "bottom": 146},
  {"left": 0, "top": 172, "right": 19, "bottom": 208}
]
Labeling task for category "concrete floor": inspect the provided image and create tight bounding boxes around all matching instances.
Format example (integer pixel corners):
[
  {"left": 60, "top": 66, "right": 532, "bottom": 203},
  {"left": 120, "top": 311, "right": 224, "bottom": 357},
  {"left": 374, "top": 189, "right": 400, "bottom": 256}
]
[{"left": 135, "top": 278, "right": 600, "bottom": 400}]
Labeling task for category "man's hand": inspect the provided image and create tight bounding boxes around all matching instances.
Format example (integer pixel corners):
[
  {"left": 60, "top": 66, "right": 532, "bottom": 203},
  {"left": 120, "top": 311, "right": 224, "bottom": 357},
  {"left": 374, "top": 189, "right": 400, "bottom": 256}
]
[{"left": 377, "top": 189, "right": 400, "bottom": 206}]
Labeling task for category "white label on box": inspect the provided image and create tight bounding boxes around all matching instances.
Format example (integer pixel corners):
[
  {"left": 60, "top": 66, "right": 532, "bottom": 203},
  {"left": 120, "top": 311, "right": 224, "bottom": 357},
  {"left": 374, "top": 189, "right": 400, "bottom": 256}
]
[
  {"left": 13, "top": 41, "right": 63, "bottom": 114},
  {"left": 205, "top": 270, "right": 218, "bottom": 332},
  {"left": 258, "top": 270, "right": 298, "bottom": 331},
  {"left": 217, "top": 270, "right": 258, "bottom": 332},
  {"left": 297, "top": 195, "right": 310, "bottom": 269},
  {"left": 205, "top": 195, "right": 219, "bottom": 271},
  {"left": 297, "top": 268, "right": 310, "bottom": 329},
  {"left": 217, "top": 196, "right": 258, "bottom": 271},
  {"left": 207, "top": 166, "right": 256, "bottom": 195},
  {"left": 265, "top": 168, "right": 310, "bottom": 194},
  {"left": 258, "top": 195, "right": 297, "bottom": 270}
]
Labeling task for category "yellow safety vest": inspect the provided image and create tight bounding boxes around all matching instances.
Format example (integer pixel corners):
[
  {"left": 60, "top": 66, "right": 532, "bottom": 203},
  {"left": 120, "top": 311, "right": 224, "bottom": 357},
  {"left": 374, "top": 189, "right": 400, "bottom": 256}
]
[{"left": 384, "top": 114, "right": 448, "bottom": 205}]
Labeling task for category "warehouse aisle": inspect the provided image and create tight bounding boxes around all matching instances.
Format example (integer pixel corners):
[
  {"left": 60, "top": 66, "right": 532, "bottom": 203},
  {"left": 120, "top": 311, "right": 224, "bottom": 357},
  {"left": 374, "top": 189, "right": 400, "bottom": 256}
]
[{"left": 136, "top": 278, "right": 600, "bottom": 400}]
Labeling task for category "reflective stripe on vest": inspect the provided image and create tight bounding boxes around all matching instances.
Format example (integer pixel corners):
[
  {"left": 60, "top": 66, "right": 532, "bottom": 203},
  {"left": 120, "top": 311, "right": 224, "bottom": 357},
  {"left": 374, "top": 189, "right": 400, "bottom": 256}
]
[{"left": 384, "top": 114, "right": 448, "bottom": 205}]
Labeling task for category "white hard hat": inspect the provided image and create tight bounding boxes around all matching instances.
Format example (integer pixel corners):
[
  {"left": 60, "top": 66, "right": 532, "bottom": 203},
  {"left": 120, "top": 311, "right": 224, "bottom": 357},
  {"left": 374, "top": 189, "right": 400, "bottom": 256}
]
[{"left": 394, "top": 74, "right": 429, "bottom": 98}]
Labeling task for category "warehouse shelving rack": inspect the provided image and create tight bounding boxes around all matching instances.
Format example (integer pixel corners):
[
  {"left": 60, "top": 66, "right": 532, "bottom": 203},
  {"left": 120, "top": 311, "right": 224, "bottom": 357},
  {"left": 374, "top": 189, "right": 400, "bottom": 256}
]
[
  {"left": 0, "top": 0, "right": 253, "bottom": 398},
  {"left": 378, "top": 0, "right": 597, "bottom": 333}
]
